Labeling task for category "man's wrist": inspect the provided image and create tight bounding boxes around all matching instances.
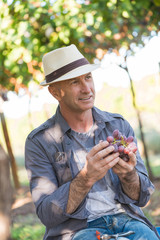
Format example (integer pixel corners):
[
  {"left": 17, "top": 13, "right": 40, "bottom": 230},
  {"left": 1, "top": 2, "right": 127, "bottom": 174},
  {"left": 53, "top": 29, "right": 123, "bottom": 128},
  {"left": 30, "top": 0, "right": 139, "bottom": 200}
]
[
  {"left": 79, "top": 168, "right": 94, "bottom": 189},
  {"left": 119, "top": 168, "right": 139, "bottom": 183}
]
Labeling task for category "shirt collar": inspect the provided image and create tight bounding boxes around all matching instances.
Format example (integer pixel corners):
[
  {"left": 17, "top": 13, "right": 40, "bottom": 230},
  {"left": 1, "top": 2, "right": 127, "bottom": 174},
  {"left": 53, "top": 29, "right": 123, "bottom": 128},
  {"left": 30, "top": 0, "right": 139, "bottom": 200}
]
[
  {"left": 55, "top": 105, "right": 71, "bottom": 134},
  {"left": 92, "top": 106, "right": 116, "bottom": 123},
  {"left": 51, "top": 106, "right": 116, "bottom": 139}
]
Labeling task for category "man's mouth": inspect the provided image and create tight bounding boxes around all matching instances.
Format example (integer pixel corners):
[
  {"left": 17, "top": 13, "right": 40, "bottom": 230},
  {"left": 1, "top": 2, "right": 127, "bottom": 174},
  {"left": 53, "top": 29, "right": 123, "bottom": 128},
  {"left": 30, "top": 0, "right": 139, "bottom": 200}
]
[{"left": 79, "top": 96, "right": 92, "bottom": 100}]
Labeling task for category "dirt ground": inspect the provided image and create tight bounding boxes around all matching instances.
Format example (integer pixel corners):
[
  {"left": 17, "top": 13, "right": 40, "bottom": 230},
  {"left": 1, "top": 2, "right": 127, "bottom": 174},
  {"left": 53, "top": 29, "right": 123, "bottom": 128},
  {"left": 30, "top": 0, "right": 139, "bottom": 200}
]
[
  {"left": 11, "top": 180, "right": 160, "bottom": 227},
  {"left": 11, "top": 186, "right": 37, "bottom": 225},
  {"left": 142, "top": 180, "right": 160, "bottom": 227}
]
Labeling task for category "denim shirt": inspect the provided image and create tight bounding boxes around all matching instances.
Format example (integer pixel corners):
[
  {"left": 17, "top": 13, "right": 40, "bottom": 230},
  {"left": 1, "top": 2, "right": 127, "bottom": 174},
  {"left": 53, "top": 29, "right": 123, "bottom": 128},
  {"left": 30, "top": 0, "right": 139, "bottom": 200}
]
[{"left": 25, "top": 106, "right": 158, "bottom": 240}]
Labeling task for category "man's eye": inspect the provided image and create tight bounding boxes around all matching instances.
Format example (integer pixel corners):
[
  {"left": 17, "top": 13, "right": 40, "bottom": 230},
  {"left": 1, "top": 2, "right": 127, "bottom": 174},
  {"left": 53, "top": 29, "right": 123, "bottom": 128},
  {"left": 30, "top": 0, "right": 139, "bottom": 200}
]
[
  {"left": 86, "top": 75, "right": 92, "bottom": 79},
  {"left": 71, "top": 80, "right": 78, "bottom": 84}
]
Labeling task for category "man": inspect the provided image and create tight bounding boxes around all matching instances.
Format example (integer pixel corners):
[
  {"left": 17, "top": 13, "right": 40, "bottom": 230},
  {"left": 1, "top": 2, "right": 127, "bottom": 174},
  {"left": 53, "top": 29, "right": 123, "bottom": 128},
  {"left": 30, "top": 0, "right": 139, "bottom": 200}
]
[{"left": 25, "top": 44, "right": 159, "bottom": 240}]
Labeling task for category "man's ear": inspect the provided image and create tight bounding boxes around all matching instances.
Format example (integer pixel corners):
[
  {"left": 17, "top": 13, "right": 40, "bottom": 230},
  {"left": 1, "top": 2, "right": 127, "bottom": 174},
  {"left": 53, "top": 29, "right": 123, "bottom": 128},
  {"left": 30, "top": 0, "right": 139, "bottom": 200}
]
[{"left": 48, "top": 85, "right": 60, "bottom": 101}]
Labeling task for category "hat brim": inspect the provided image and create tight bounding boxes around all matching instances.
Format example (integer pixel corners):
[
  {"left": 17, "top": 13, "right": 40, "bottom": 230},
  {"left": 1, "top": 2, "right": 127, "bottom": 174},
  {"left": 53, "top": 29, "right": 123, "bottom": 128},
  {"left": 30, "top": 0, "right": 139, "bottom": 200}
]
[{"left": 40, "top": 63, "right": 100, "bottom": 86}]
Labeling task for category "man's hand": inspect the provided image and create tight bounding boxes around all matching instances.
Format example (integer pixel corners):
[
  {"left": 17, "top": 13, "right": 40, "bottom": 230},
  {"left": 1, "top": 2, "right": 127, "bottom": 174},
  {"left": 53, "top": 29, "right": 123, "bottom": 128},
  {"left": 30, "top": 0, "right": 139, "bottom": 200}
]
[
  {"left": 82, "top": 141, "right": 120, "bottom": 187},
  {"left": 112, "top": 151, "right": 140, "bottom": 200},
  {"left": 66, "top": 141, "right": 119, "bottom": 214},
  {"left": 112, "top": 151, "right": 137, "bottom": 177}
]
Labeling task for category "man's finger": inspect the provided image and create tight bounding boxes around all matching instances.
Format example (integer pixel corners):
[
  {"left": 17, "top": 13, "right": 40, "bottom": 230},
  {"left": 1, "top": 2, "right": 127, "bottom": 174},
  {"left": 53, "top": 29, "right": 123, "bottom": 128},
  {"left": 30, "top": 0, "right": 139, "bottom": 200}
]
[{"left": 87, "top": 141, "right": 109, "bottom": 157}]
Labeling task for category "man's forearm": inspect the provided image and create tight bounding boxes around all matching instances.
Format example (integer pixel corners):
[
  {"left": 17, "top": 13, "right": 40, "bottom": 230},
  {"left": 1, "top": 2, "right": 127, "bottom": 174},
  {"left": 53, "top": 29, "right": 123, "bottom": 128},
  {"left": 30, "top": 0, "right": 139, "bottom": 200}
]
[
  {"left": 66, "top": 169, "right": 93, "bottom": 214},
  {"left": 119, "top": 168, "right": 140, "bottom": 200}
]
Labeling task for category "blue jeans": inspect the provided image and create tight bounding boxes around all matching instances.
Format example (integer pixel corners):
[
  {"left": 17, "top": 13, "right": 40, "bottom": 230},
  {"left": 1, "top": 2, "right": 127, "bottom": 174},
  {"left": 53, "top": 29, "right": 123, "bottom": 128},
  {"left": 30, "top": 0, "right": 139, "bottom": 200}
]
[{"left": 72, "top": 213, "right": 159, "bottom": 240}]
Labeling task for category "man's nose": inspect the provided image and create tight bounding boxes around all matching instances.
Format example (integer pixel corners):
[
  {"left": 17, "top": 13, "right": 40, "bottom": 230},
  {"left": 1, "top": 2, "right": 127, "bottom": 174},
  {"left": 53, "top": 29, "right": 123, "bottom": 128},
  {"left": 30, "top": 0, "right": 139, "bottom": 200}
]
[{"left": 81, "top": 80, "right": 90, "bottom": 92}]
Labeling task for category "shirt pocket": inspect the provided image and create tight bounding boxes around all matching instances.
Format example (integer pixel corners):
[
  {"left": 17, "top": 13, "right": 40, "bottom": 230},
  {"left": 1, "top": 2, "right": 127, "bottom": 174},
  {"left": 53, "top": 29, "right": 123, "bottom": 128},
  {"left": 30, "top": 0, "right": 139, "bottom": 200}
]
[{"left": 53, "top": 151, "right": 72, "bottom": 186}]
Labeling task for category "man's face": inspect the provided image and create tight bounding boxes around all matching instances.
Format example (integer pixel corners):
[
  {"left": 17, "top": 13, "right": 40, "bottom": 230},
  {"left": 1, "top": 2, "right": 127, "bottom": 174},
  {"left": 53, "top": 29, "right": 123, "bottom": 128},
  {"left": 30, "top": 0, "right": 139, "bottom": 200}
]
[{"left": 49, "top": 72, "right": 95, "bottom": 113}]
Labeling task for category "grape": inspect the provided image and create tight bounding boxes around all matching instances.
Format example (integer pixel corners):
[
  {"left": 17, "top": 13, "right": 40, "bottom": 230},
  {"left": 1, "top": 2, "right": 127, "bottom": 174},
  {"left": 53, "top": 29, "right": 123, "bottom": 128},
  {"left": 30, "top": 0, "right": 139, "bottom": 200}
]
[
  {"left": 118, "top": 145, "right": 124, "bottom": 153},
  {"left": 113, "top": 144, "right": 118, "bottom": 153},
  {"left": 124, "top": 147, "right": 130, "bottom": 154},
  {"left": 126, "top": 136, "right": 134, "bottom": 143},
  {"left": 106, "top": 129, "right": 137, "bottom": 162},
  {"left": 113, "top": 129, "right": 121, "bottom": 139},
  {"left": 128, "top": 142, "right": 137, "bottom": 153},
  {"left": 107, "top": 136, "right": 114, "bottom": 143},
  {"left": 116, "top": 141, "right": 121, "bottom": 147},
  {"left": 122, "top": 135, "right": 127, "bottom": 142}
]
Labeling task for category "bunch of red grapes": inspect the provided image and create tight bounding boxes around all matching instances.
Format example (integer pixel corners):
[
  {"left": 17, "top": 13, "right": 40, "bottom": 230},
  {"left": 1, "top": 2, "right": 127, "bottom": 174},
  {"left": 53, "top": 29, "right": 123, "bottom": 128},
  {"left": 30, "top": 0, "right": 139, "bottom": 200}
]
[{"left": 107, "top": 129, "right": 137, "bottom": 162}]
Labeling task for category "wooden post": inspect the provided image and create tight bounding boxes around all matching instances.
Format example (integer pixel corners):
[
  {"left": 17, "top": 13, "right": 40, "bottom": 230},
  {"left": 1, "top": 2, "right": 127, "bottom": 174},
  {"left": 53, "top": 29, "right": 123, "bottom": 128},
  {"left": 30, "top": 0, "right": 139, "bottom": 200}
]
[
  {"left": 0, "top": 112, "right": 20, "bottom": 189},
  {"left": 0, "top": 144, "right": 13, "bottom": 240},
  {"left": 0, "top": 96, "right": 20, "bottom": 189}
]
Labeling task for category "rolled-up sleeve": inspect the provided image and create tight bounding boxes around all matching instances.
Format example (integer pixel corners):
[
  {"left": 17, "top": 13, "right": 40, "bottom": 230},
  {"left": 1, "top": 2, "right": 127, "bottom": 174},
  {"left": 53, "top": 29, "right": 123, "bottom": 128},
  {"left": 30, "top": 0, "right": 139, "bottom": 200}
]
[
  {"left": 113, "top": 119, "right": 155, "bottom": 207},
  {"left": 136, "top": 171, "right": 155, "bottom": 206},
  {"left": 25, "top": 137, "right": 88, "bottom": 229},
  {"left": 114, "top": 168, "right": 155, "bottom": 207}
]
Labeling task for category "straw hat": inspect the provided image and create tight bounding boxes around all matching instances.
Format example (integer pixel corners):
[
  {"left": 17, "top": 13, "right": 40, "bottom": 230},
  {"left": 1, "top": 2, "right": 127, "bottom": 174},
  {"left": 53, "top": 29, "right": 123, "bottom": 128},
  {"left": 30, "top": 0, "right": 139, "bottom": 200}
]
[{"left": 40, "top": 44, "right": 100, "bottom": 86}]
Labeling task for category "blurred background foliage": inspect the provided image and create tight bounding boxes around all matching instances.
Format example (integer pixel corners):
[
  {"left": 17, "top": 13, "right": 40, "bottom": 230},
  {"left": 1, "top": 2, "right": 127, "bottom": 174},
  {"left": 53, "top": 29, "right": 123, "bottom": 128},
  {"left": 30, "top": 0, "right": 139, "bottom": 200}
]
[{"left": 0, "top": 0, "right": 160, "bottom": 89}]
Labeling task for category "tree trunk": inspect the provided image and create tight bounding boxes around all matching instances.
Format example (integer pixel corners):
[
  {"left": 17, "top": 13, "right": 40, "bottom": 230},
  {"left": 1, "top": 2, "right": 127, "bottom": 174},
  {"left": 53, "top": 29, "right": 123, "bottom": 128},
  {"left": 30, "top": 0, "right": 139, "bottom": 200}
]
[
  {"left": 0, "top": 112, "right": 20, "bottom": 189},
  {"left": 127, "top": 71, "right": 155, "bottom": 181},
  {"left": 0, "top": 144, "right": 13, "bottom": 240}
]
